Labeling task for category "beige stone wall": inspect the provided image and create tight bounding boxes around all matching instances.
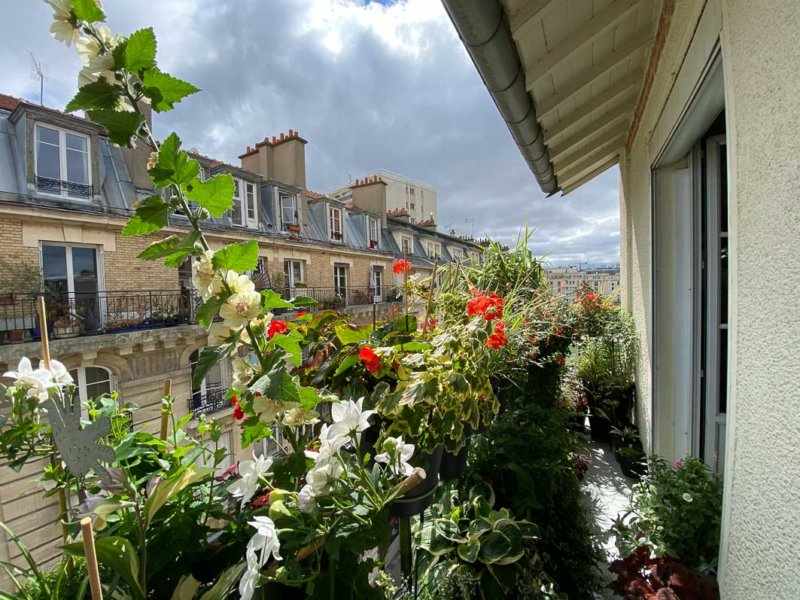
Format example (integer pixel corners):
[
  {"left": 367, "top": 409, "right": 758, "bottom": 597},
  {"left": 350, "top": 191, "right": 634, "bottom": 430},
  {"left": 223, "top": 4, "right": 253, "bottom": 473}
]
[{"left": 104, "top": 232, "right": 181, "bottom": 292}]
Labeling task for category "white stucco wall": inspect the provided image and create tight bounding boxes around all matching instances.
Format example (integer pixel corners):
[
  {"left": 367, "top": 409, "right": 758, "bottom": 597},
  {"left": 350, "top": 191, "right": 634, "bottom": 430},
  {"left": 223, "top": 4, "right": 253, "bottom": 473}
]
[{"left": 620, "top": 0, "right": 800, "bottom": 596}]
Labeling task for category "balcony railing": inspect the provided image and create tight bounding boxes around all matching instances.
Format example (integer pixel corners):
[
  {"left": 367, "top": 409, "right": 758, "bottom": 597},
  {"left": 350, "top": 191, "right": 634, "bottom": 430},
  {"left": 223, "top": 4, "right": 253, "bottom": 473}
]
[
  {"left": 0, "top": 289, "right": 194, "bottom": 345},
  {"left": 280, "top": 286, "right": 401, "bottom": 308},
  {"left": 188, "top": 386, "right": 228, "bottom": 418},
  {"left": 35, "top": 176, "right": 92, "bottom": 199}
]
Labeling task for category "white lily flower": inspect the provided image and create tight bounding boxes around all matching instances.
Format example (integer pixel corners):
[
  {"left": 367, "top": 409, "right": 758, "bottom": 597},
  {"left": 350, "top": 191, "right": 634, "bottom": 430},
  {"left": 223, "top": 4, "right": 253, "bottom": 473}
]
[
  {"left": 4, "top": 357, "right": 54, "bottom": 402},
  {"left": 230, "top": 357, "right": 255, "bottom": 393},
  {"left": 192, "top": 251, "right": 217, "bottom": 300},
  {"left": 47, "top": 359, "right": 74, "bottom": 386},
  {"left": 375, "top": 436, "right": 415, "bottom": 477},
  {"left": 228, "top": 454, "right": 273, "bottom": 508},
  {"left": 220, "top": 290, "right": 262, "bottom": 329},
  {"left": 306, "top": 454, "right": 344, "bottom": 496},
  {"left": 327, "top": 397, "right": 376, "bottom": 443}
]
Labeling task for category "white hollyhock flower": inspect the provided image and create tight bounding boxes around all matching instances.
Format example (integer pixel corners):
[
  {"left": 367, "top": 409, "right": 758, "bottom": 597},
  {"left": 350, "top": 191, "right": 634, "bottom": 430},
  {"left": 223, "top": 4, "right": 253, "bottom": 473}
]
[
  {"left": 327, "top": 397, "right": 375, "bottom": 443},
  {"left": 76, "top": 25, "right": 118, "bottom": 65},
  {"left": 192, "top": 251, "right": 218, "bottom": 300},
  {"left": 45, "top": 0, "right": 81, "bottom": 46},
  {"left": 206, "top": 322, "right": 232, "bottom": 346},
  {"left": 252, "top": 396, "right": 299, "bottom": 422},
  {"left": 222, "top": 272, "right": 256, "bottom": 295},
  {"left": 375, "top": 436, "right": 415, "bottom": 477},
  {"left": 4, "top": 357, "right": 54, "bottom": 402},
  {"left": 228, "top": 454, "right": 273, "bottom": 508},
  {"left": 220, "top": 290, "right": 262, "bottom": 329},
  {"left": 230, "top": 357, "right": 255, "bottom": 393},
  {"left": 297, "top": 484, "right": 316, "bottom": 514},
  {"left": 283, "top": 407, "right": 319, "bottom": 427}
]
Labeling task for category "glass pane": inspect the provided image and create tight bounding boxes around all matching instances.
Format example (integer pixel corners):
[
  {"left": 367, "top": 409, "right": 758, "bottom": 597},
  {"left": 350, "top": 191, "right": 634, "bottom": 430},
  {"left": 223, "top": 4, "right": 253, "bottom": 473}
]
[
  {"left": 719, "top": 329, "right": 728, "bottom": 414},
  {"left": 720, "top": 237, "right": 729, "bottom": 324},
  {"left": 72, "top": 247, "right": 98, "bottom": 294},
  {"left": 66, "top": 148, "right": 89, "bottom": 184},
  {"left": 66, "top": 133, "right": 87, "bottom": 152},
  {"left": 85, "top": 366, "right": 109, "bottom": 386},
  {"left": 37, "top": 140, "right": 61, "bottom": 180},
  {"left": 42, "top": 245, "right": 68, "bottom": 297},
  {"left": 37, "top": 125, "right": 59, "bottom": 145},
  {"left": 719, "top": 144, "right": 728, "bottom": 234},
  {"left": 206, "top": 363, "right": 223, "bottom": 387}
]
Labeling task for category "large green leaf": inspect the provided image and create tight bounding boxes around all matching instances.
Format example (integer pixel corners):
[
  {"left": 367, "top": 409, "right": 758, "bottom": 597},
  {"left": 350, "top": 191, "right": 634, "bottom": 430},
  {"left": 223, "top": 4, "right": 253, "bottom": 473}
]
[
  {"left": 71, "top": 0, "right": 105, "bottom": 22},
  {"left": 196, "top": 297, "right": 222, "bottom": 329},
  {"left": 457, "top": 539, "right": 480, "bottom": 563},
  {"left": 124, "top": 28, "right": 157, "bottom": 73},
  {"left": 289, "top": 295, "right": 317, "bottom": 308},
  {"left": 492, "top": 520, "right": 525, "bottom": 565},
  {"left": 122, "top": 195, "right": 170, "bottom": 236},
  {"left": 137, "top": 231, "right": 200, "bottom": 267},
  {"left": 212, "top": 240, "right": 259, "bottom": 273},
  {"left": 192, "top": 345, "right": 229, "bottom": 388},
  {"left": 477, "top": 531, "right": 512, "bottom": 564},
  {"left": 335, "top": 323, "right": 374, "bottom": 345},
  {"left": 334, "top": 353, "right": 360, "bottom": 376},
  {"left": 141, "top": 68, "right": 200, "bottom": 112},
  {"left": 149, "top": 132, "right": 200, "bottom": 186},
  {"left": 298, "top": 385, "right": 324, "bottom": 411},
  {"left": 261, "top": 289, "right": 295, "bottom": 310},
  {"left": 182, "top": 174, "right": 234, "bottom": 217},
  {"left": 66, "top": 79, "right": 119, "bottom": 112},
  {"left": 250, "top": 366, "right": 302, "bottom": 405},
  {"left": 64, "top": 536, "right": 144, "bottom": 600},
  {"left": 87, "top": 109, "right": 143, "bottom": 147},
  {"left": 269, "top": 331, "right": 302, "bottom": 366},
  {"left": 143, "top": 466, "right": 213, "bottom": 528}
]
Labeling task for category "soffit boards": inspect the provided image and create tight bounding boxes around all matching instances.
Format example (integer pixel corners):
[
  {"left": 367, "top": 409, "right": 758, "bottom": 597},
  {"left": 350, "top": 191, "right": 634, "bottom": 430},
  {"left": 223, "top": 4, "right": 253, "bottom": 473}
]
[{"left": 501, "top": 0, "right": 660, "bottom": 194}]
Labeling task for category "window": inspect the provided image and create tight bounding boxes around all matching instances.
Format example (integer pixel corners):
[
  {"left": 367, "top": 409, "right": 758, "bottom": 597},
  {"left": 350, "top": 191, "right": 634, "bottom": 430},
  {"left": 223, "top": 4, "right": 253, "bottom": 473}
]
[
  {"left": 425, "top": 241, "right": 440, "bottom": 259},
  {"left": 333, "top": 264, "right": 348, "bottom": 298},
  {"left": 284, "top": 259, "right": 304, "bottom": 290},
  {"left": 41, "top": 244, "right": 102, "bottom": 332},
  {"left": 450, "top": 247, "right": 463, "bottom": 261},
  {"left": 35, "top": 124, "right": 91, "bottom": 199},
  {"left": 69, "top": 366, "right": 112, "bottom": 408},
  {"left": 401, "top": 237, "right": 413, "bottom": 256},
  {"left": 328, "top": 206, "right": 343, "bottom": 242},
  {"left": 230, "top": 179, "right": 257, "bottom": 228},
  {"left": 367, "top": 216, "right": 380, "bottom": 248},
  {"left": 189, "top": 349, "right": 225, "bottom": 417},
  {"left": 280, "top": 194, "right": 298, "bottom": 231}
]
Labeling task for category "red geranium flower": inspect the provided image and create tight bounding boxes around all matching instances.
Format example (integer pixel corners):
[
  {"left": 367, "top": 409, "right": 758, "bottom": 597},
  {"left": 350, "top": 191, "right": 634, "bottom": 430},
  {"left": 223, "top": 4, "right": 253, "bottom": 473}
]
[
  {"left": 231, "top": 395, "right": 239, "bottom": 405},
  {"left": 295, "top": 310, "right": 307, "bottom": 318},
  {"left": 393, "top": 259, "right": 412, "bottom": 274},
  {"left": 466, "top": 291, "right": 504, "bottom": 321},
  {"left": 267, "top": 320, "right": 288, "bottom": 339},
  {"left": 487, "top": 320, "right": 508, "bottom": 349},
  {"left": 233, "top": 404, "right": 244, "bottom": 420},
  {"left": 358, "top": 346, "right": 381, "bottom": 373},
  {"left": 250, "top": 490, "right": 272, "bottom": 509}
]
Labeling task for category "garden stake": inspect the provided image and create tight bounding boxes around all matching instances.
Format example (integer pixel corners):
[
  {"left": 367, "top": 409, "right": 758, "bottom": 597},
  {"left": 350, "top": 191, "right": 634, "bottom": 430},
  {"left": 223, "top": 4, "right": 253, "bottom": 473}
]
[
  {"left": 399, "top": 516, "right": 412, "bottom": 588},
  {"left": 37, "top": 296, "right": 72, "bottom": 572},
  {"left": 160, "top": 379, "right": 172, "bottom": 441},
  {"left": 81, "top": 517, "right": 104, "bottom": 600}
]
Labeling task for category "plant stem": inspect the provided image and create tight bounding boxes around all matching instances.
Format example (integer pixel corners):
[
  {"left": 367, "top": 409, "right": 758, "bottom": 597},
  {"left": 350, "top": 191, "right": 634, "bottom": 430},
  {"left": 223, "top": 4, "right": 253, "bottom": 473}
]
[{"left": 133, "top": 504, "right": 147, "bottom": 594}]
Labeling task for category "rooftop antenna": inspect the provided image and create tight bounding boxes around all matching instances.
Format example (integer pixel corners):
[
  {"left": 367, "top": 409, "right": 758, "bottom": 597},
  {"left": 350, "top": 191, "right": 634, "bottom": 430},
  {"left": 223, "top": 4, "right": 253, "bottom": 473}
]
[{"left": 29, "top": 52, "right": 48, "bottom": 106}]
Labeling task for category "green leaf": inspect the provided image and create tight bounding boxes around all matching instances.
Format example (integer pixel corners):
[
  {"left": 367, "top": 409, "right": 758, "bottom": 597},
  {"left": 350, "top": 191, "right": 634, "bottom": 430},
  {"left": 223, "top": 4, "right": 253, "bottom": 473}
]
[
  {"left": 290, "top": 295, "right": 318, "bottom": 308},
  {"left": 477, "top": 531, "right": 512, "bottom": 564},
  {"left": 298, "top": 386, "right": 323, "bottom": 411},
  {"left": 141, "top": 68, "right": 200, "bottom": 112},
  {"left": 137, "top": 231, "right": 200, "bottom": 267},
  {"left": 199, "top": 563, "right": 246, "bottom": 600},
  {"left": 65, "top": 536, "right": 143, "bottom": 600},
  {"left": 143, "top": 466, "right": 213, "bottom": 528},
  {"left": 334, "top": 354, "right": 360, "bottom": 376},
  {"left": 457, "top": 539, "right": 480, "bottom": 563},
  {"left": 335, "top": 323, "right": 374, "bottom": 345},
  {"left": 192, "top": 345, "right": 227, "bottom": 388},
  {"left": 71, "top": 0, "right": 105, "bottom": 23},
  {"left": 269, "top": 331, "right": 302, "bottom": 367},
  {"left": 250, "top": 366, "right": 302, "bottom": 405},
  {"left": 196, "top": 297, "right": 222, "bottom": 329},
  {"left": 86, "top": 109, "right": 144, "bottom": 147},
  {"left": 261, "top": 289, "right": 294, "bottom": 310},
  {"left": 182, "top": 174, "right": 234, "bottom": 217},
  {"left": 149, "top": 133, "right": 200, "bottom": 187},
  {"left": 122, "top": 195, "right": 171, "bottom": 236},
  {"left": 492, "top": 521, "right": 524, "bottom": 565},
  {"left": 66, "top": 78, "right": 119, "bottom": 112},
  {"left": 124, "top": 28, "right": 157, "bottom": 73},
  {"left": 212, "top": 240, "right": 259, "bottom": 273}
]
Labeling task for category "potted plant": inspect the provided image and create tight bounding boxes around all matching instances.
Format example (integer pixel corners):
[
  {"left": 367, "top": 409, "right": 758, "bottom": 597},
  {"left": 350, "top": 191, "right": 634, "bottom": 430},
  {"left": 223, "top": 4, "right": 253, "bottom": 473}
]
[
  {"left": 52, "top": 315, "right": 81, "bottom": 338},
  {"left": 610, "top": 425, "right": 646, "bottom": 478},
  {"left": 292, "top": 280, "right": 307, "bottom": 288},
  {"left": 287, "top": 223, "right": 301, "bottom": 234}
]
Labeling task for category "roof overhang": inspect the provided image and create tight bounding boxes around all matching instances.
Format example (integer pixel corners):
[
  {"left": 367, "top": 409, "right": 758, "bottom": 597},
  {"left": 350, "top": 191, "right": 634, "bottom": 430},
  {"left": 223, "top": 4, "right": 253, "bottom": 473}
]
[{"left": 443, "top": 0, "right": 662, "bottom": 195}]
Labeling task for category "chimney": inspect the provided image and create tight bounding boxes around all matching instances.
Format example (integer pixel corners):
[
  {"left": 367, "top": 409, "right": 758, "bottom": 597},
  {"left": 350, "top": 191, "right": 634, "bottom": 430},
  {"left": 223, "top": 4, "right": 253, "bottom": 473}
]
[
  {"left": 350, "top": 176, "right": 388, "bottom": 226},
  {"left": 270, "top": 130, "right": 307, "bottom": 188}
]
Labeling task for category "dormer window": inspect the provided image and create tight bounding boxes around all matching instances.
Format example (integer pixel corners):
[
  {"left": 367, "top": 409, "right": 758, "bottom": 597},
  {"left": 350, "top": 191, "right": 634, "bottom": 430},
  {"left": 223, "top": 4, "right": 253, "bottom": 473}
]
[
  {"left": 328, "top": 205, "right": 343, "bottom": 242},
  {"left": 425, "top": 241, "right": 441, "bottom": 259},
  {"left": 280, "top": 193, "right": 299, "bottom": 231},
  {"left": 231, "top": 178, "right": 258, "bottom": 228},
  {"left": 367, "top": 216, "right": 380, "bottom": 249},
  {"left": 401, "top": 236, "right": 412, "bottom": 256},
  {"left": 35, "top": 124, "right": 91, "bottom": 200}
]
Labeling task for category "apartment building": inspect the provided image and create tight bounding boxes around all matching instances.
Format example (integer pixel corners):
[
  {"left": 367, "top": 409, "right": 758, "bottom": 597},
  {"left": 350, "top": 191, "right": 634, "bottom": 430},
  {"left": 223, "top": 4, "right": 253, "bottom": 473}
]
[
  {"left": 0, "top": 92, "right": 480, "bottom": 573},
  {"left": 545, "top": 265, "right": 621, "bottom": 300},
  {"left": 328, "top": 169, "right": 438, "bottom": 225}
]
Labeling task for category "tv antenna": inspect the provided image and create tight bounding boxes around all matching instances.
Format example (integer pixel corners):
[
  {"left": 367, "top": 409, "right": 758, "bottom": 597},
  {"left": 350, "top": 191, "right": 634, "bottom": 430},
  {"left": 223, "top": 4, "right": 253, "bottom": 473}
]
[{"left": 30, "top": 52, "right": 48, "bottom": 106}]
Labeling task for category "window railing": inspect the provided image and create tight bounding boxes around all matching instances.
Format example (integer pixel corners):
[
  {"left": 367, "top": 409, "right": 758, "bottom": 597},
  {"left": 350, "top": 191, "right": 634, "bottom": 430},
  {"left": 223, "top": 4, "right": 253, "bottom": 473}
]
[
  {"left": 35, "top": 176, "right": 92, "bottom": 199},
  {"left": 0, "top": 289, "right": 195, "bottom": 345},
  {"left": 188, "top": 385, "right": 228, "bottom": 418},
  {"left": 280, "top": 286, "right": 401, "bottom": 308}
]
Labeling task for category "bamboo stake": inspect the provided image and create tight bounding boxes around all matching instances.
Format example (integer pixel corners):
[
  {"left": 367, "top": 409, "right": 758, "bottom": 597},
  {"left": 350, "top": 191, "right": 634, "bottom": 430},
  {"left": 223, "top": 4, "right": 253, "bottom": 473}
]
[
  {"left": 159, "top": 379, "right": 172, "bottom": 441},
  {"left": 80, "top": 517, "right": 104, "bottom": 600},
  {"left": 36, "top": 296, "right": 51, "bottom": 369}
]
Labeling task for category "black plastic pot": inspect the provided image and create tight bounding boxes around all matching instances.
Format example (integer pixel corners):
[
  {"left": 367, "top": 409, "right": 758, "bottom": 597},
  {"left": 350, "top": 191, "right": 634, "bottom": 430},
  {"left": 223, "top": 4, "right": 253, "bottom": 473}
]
[
  {"left": 389, "top": 445, "right": 444, "bottom": 517},
  {"left": 440, "top": 425, "right": 474, "bottom": 481},
  {"left": 614, "top": 447, "right": 647, "bottom": 478},
  {"left": 588, "top": 413, "right": 612, "bottom": 442}
]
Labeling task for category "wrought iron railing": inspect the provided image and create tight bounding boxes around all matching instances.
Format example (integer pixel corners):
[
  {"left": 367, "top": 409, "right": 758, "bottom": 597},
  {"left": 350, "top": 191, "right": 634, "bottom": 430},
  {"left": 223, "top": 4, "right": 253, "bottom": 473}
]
[
  {"left": 35, "top": 176, "right": 92, "bottom": 199},
  {"left": 280, "top": 286, "right": 401, "bottom": 308},
  {"left": 0, "top": 289, "right": 194, "bottom": 345},
  {"left": 188, "top": 386, "right": 229, "bottom": 418}
]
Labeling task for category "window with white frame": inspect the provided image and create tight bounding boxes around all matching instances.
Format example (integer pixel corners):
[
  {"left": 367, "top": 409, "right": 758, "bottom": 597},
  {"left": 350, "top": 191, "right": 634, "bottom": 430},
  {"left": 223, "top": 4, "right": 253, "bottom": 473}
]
[
  {"left": 450, "top": 247, "right": 463, "bottom": 260},
  {"left": 333, "top": 264, "right": 348, "bottom": 297},
  {"left": 280, "top": 193, "right": 299, "bottom": 231},
  {"left": 230, "top": 179, "right": 257, "bottom": 228},
  {"left": 35, "top": 124, "right": 91, "bottom": 199},
  {"left": 401, "top": 236, "right": 413, "bottom": 256},
  {"left": 69, "top": 366, "right": 113, "bottom": 408},
  {"left": 425, "top": 241, "right": 440, "bottom": 259},
  {"left": 367, "top": 216, "right": 380, "bottom": 248},
  {"left": 328, "top": 205, "right": 343, "bottom": 242}
]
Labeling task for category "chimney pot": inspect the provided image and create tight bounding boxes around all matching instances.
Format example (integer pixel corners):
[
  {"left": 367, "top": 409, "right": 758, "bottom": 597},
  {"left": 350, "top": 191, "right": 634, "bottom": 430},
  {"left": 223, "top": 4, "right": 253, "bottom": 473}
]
[
  {"left": 289, "top": 129, "right": 294, "bottom": 136},
  {"left": 280, "top": 133, "right": 285, "bottom": 141},
  {"left": 272, "top": 136, "right": 277, "bottom": 144}
]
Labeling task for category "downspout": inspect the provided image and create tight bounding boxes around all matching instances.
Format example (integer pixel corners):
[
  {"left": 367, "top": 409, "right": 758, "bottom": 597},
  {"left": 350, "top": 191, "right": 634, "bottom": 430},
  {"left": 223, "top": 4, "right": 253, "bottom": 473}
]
[{"left": 441, "top": 0, "right": 559, "bottom": 195}]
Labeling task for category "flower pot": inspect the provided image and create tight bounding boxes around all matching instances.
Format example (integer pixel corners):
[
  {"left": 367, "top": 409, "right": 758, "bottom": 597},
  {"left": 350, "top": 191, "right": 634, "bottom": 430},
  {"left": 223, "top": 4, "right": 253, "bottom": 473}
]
[
  {"left": 389, "top": 445, "right": 444, "bottom": 517},
  {"left": 614, "top": 446, "right": 647, "bottom": 478},
  {"left": 588, "top": 413, "right": 612, "bottom": 442},
  {"left": 53, "top": 325, "right": 80, "bottom": 339},
  {"left": 7, "top": 329, "right": 25, "bottom": 342},
  {"left": 439, "top": 425, "right": 473, "bottom": 481}
]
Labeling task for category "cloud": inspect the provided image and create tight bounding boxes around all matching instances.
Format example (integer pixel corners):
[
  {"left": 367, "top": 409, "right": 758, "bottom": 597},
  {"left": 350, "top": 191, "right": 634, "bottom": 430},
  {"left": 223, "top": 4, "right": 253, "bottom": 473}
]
[{"left": 2, "top": 0, "right": 620, "bottom": 265}]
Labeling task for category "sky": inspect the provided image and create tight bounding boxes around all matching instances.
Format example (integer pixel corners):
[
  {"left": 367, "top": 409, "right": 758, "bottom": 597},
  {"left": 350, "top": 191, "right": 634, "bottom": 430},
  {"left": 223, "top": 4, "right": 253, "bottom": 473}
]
[{"left": 2, "top": 0, "right": 620, "bottom": 266}]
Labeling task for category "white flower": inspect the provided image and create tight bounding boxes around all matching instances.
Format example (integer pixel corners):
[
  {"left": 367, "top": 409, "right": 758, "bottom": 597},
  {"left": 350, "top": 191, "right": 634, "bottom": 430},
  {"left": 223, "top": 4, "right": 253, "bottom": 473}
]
[
  {"left": 682, "top": 493, "right": 693, "bottom": 503},
  {"left": 192, "top": 251, "right": 218, "bottom": 300},
  {"left": 252, "top": 396, "right": 299, "bottom": 422},
  {"left": 228, "top": 454, "right": 273, "bottom": 508},
  {"left": 47, "top": 359, "right": 73, "bottom": 386},
  {"left": 306, "top": 454, "right": 344, "bottom": 496},
  {"left": 45, "top": 0, "right": 81, "bottom": 46},
  {"left": 283, "top": 407, "right": 319, "bottom": 427},
  {"left": 375, "top": 436, "right": 415, "bottom": 477},
  {"left": 3, "top": 357, "right": 71, "bottom": 402},
  {"left": 297, "top": 484, "right": 316, "bottom": 514},
  {"left": 327, "top": 397, "right": 375, "bottom": 444},
  {"left": 76, "top": 25, "right": 118, "bottom": 65},
  {"left": 247, "top": 515, "right": 282, "bottom": 567},
  {"left": 238, "top": 550, "right": 260, "bottom": 600},
  {"left": 207, "top": 322, "right": 232, "bottom": 346},
  {"left": 223, "top": 272, "right": 256, "bottom": 295},
  {"left": 230, "top": 357, "right": 255, "bottom": 393},
  {"left": 220, "top": 291, "right": 262, "bottom": 329}
]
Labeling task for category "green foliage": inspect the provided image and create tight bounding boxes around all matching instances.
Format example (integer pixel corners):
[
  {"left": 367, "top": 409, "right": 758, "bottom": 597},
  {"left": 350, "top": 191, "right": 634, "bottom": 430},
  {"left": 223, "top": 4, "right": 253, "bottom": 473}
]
[
  {"left": 65, "top": 79, "right": 119, "bottom": 111},
  {"left": 71, "top": 0, "right": 105, "bottom": 23},
  {"left": 122, "top": 195, "right": 171, "bottom": 237},
  {"left": 137, "top": 231, "right": 201, "bottom": 267},
  {"left": 148, "top": 132, "right": 200, "bottom": 187},
  {"left": 11, "top": 559, "right": 88, "bottom": 600},
  {"left": 182, "top": 173, "right": 234, "bottom": 217},
  {"left": 212, "top": 240, "right": 259, "bottom": 272},
  {"left": 86, "top": 109, "right": 144, "bottom": 146},
  {"left": 141, "top": 68, "right": 200, "bottom": 112},
  {"left": 65, "top": 536, "right": 144, "bottom": 600},
  {"left": 612, "top": 456, "right": 723, "bottom": 573},
  {"left": 123, "top": 28, "right": 157, "bottom": 73}
]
